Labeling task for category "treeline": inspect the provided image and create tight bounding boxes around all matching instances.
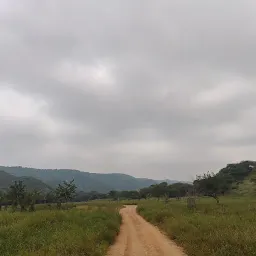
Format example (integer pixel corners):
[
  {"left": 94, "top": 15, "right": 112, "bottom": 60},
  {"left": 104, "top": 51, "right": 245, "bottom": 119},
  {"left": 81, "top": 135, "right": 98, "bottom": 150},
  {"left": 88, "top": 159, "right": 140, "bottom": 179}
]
[
  {"left": 0, "top": 180, "right": 76, "bottom": 211},
  {"left": 74, "top": 182, "right": 193, "bottom": 202},
  {"left": 1, "top": 160, "right": 253, "bottom": 208},
  {"left": 194, "top": 161, "right": 255, "bottom": 202},
  {"left": 75, "top": 161, "right": 256, "bottom": 203}
]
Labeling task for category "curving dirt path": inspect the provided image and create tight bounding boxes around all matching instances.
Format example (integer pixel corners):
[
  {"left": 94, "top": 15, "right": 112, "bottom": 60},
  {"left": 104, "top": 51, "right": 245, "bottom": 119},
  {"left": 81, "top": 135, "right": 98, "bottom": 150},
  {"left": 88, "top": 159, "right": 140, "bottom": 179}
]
[{"left": 107, "top": 205, "right": 186, "bottom": 256}]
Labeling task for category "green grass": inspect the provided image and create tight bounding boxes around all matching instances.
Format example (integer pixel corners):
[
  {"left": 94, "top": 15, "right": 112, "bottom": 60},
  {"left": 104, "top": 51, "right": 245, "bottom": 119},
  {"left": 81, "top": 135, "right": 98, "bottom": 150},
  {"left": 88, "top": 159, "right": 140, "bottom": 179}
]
[
  {"left": 232, "top": 171, "right": 256, "bottom": 196},
  {"left": 137, "top": 197, "right": 256, "bottom": 256},
  {"left": 0, "top": 206, "right": 121, "bottom": 256}
]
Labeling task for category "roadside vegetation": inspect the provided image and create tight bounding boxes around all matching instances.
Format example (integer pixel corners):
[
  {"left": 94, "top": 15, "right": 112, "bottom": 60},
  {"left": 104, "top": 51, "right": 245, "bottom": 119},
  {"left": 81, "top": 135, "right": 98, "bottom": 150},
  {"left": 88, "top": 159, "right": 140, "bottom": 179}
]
[
  {"left": 138, "top": 197, "right": 256, "bottom": 256},
  {"left": 0, "top": 179, "right": 77, "bottom": 212},
  {"left": 0, "top": 180, "right": 121, "bottom": 256},
  {"left": 0, "top": 206, "right": 121, "bottom": 256},
  {"left": 134, "top": 161, "right": 256, "bottom": 256}
]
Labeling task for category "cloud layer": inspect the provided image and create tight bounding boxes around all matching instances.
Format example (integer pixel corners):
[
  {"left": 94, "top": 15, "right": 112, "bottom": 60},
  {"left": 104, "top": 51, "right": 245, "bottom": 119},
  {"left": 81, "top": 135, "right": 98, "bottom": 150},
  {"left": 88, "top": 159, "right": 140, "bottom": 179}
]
[{"left": 1, "top": 0, "right": 256, "bottom": 180}]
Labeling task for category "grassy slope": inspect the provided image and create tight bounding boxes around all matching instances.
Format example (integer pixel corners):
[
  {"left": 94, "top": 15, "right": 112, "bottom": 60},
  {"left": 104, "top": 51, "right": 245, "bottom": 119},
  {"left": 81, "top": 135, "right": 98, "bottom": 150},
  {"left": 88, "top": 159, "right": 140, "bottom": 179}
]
[
  {"left": 0, "top": 206, "right": 121, "bottom": 256},
  {"left": 232, "top": 171, "right": 256, "bottom": 196},
  {"left": 138, "top": 197, "right": 256, "bottom": 256}
]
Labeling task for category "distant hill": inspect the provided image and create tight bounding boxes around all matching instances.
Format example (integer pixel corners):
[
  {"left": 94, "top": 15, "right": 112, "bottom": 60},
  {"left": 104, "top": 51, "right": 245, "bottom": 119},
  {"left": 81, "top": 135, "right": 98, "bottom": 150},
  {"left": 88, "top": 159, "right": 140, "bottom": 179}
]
[
  {"left": 0, "top": 170, "right": 51, "bottom": 192},
  {"left": 218, "top": 160, "right": 256, "bottom": 181},
  {"left": 0, "top": 171, "right": 17, "bottom": 189},
  {"left": 88, "top": 173, "right": 168, "bottom": 191},
  {"left": 0, "top": 166, "right": 179, "bottom": 192}
]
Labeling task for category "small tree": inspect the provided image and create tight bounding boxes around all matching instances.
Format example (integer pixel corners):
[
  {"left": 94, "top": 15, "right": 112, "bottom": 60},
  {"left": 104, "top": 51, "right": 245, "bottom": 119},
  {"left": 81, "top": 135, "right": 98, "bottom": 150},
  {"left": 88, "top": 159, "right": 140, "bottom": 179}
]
[
  {"left": 139, "top": 187, "right": 151, "bottom": 199},
  {"left": 45, "top": 190, "right": 56, "bottom": 208},
  {"left": 8, "top": 181, "right": 26, "bottom": 211},
  {"left": 194, "top": 172, "right": 221, "bottom": 203},
  {"left": 55, "top": 180, "right": 76, "bottom": 209},
  {"left": 164, "top": 193, "right": 169, "bottom": 204},
  {"left": 108, "top": 190, "right": 118, "bottom": 201},
  {"left": 0, "top": 191, "right": 4, "bottom": 211},
  {"left": 26, "top": 190, "right": 41, "bottom": 212}
]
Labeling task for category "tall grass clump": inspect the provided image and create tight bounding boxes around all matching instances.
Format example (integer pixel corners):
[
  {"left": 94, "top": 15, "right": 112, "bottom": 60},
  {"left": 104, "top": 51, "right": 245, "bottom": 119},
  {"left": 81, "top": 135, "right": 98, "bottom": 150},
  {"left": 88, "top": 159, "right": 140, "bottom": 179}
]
[
  {"left": 0, "top": 208, "right": 121, "bottom": 256},
  {"left": 138, "top": 197, "right": 256, "bottom": 256}
]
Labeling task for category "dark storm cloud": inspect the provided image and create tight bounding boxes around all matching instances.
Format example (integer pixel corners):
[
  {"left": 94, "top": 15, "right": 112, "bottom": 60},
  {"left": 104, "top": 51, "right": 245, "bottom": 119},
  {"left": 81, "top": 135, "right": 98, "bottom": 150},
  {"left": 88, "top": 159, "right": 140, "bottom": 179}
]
[{"left": 1, "top": 0, "right": 256, "bottom": 180}]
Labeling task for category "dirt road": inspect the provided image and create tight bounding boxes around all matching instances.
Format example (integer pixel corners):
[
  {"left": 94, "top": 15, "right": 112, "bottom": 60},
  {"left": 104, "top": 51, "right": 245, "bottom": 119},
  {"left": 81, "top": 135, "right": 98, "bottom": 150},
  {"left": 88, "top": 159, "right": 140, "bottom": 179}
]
[{"left": 107, "top": 205, "right": 186, "bottom": 256}]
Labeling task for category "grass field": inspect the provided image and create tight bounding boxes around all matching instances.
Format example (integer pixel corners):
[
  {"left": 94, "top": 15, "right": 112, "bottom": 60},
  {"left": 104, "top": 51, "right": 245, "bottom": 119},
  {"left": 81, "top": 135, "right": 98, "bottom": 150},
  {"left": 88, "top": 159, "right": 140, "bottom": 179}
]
[
  {"left": 137, "top": 197, "right": 256, "bottom": 256},
  {"left": 0, "top": 204, "right": 121, "bottom": 256}
]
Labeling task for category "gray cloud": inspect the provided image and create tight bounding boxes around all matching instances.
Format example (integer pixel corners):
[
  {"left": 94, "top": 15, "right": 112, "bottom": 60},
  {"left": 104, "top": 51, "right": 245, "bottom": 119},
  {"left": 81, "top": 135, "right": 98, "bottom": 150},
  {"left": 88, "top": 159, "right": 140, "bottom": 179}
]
[{"left": 1, "top": 0, "right": 256, "bottom": 180}]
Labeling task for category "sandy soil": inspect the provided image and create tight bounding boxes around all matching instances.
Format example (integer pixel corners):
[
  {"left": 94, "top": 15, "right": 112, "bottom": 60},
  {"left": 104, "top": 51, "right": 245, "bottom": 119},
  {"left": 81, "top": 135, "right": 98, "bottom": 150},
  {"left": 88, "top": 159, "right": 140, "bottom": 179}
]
[{"left": 107, "top": 205, "right": 186, "bottom": 256}]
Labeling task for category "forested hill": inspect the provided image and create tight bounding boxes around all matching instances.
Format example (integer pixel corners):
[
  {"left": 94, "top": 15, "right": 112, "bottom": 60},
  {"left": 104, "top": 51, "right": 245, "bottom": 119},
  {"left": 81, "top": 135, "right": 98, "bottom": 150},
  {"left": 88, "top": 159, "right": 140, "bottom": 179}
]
[
  {"left": 0, "top": 166, "right": 178, "bottom": 192},
  {"left": 0, "top": 170, "right": 51, "bottom": 192},
  {"left": 194, "top": 161, "right": 256, "bottom": 198},
  {"left": 218, "top": 161, "right": 256, "bottom": 181},
  {"left": 216, "top": 161, "right": 256, "bottom": 195}
]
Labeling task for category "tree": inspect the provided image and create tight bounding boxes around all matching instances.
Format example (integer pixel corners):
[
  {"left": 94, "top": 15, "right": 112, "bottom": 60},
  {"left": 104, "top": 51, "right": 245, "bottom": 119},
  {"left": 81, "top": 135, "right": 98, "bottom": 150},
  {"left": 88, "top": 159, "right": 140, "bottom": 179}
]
[
  {"left": 150, "top": 182, "right": 169, "bottom": 199},
  {"left": 7, "top": 181, "right": 26, "bottom": 211},
  {"left": 108, "top": 190, "right": 118, "bottom": 201},
  {"left": 139, "top": 187, "right": 151, "bottom": 199},
  {"left": 194, "top": 172, "right": 222, "bottom": 203},
  {"left": 0, "top": 191, "right": 5, "bottom": 211},
  {"left": 26, "top": 190, "right": 41, "bottom": 212},
  {"left": 55, "top": 180, "right": 77, "bottom": 208},
  {"left": 45, "top": 190, "right": 56, "bottom": 205}
]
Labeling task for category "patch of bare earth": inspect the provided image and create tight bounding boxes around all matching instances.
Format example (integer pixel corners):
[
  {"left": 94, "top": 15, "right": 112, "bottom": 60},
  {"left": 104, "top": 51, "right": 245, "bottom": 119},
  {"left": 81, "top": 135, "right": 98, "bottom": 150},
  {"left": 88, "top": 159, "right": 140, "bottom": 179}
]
[{"left": 107, "top": 205, "right": 186, "bottom": 256}]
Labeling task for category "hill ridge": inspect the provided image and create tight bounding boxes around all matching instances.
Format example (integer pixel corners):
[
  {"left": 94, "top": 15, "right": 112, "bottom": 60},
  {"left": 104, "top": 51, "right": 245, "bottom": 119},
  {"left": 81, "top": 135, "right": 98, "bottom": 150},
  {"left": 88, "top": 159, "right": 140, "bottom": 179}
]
[{"left": 0, "top": 166, "right": 178, "bottom": 193}]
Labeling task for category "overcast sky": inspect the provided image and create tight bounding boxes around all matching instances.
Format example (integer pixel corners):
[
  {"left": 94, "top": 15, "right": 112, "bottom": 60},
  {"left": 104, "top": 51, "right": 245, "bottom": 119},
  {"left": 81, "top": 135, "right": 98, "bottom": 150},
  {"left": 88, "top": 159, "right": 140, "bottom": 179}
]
[{"left": 0, "top": 1, "right": 256, "bottom": 180}]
